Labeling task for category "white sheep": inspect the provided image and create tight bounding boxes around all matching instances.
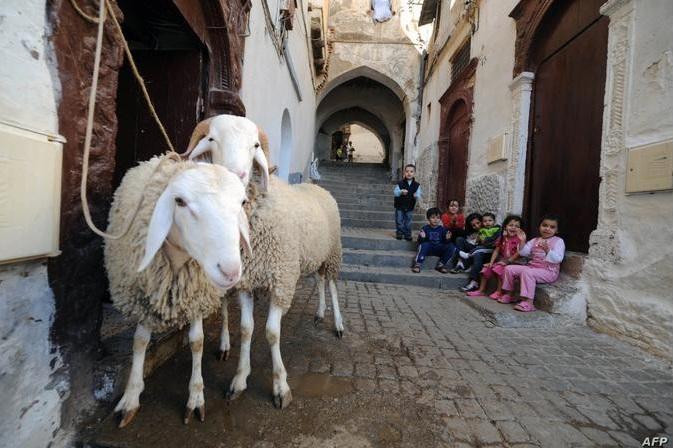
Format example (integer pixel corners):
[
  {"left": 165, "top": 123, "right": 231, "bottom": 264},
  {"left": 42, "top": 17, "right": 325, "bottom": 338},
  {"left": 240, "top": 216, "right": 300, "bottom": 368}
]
[
  {"left": 104, "top": 154, "right": 250, "bottom": 427},
  {"left": 184, "top": 115, "right": 344, "bottom": 408}
]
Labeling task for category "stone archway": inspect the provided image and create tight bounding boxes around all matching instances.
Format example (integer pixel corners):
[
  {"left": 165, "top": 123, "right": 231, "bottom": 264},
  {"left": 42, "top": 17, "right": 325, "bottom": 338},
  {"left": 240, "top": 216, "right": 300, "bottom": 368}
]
[{"left": 316, "top": 73, "right": 406, "bottom": 177}]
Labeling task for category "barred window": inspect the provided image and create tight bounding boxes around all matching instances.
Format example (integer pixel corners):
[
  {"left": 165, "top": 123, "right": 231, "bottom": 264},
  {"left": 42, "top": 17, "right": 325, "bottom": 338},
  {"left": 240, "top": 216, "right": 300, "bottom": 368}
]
[{"left": 451, "top": 39, "right": 471, "bottom": 82}]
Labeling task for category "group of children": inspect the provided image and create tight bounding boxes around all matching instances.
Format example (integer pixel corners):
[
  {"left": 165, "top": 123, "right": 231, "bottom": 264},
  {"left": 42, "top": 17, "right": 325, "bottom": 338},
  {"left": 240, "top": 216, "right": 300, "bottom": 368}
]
[{"left": 393, "top": 164, "right": 565, "bottom": 313}]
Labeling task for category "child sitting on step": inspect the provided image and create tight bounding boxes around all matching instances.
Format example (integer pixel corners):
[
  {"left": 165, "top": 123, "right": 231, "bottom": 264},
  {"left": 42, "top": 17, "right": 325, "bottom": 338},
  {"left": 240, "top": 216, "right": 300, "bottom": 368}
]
[
  {"left": 440, "top": 199, "right": 465, "bottom": 242},
  {"left": 412, "top": 208, "right": 455, "bottom": 274},
  {"left": 499, "top": 214, "right": 565, "bottom": 312},
  {"left": 450, "top": 212, "right": 482, "bottom": 273},
  {"left": 466, "top": 215, "right": 526, "bottom": 299},
  {"left": 460, "top": 212, "right": 502, "bottom": 291}
]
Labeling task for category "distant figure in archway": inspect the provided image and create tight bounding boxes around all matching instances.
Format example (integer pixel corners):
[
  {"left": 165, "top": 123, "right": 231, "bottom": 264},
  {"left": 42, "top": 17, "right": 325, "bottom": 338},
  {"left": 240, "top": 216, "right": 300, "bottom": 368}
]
[{"left": 347, "top": 141, "right": 355, "bottom": 163}]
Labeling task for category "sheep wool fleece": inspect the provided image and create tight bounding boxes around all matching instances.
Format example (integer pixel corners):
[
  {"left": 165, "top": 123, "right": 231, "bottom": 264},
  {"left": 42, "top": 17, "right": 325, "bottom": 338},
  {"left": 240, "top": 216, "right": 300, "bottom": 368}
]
[
  {"left": 234, "top": 176, "right": 342, "bottom": 310},
  {"left": 104, "top": 155, "right": 222, "bottom": 332}
]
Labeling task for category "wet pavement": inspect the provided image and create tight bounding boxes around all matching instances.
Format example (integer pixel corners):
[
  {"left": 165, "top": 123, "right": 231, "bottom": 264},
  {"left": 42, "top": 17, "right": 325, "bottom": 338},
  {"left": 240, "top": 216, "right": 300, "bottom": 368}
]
[{"left": 83, "top": 279, "right": 672, "bottom": 447}]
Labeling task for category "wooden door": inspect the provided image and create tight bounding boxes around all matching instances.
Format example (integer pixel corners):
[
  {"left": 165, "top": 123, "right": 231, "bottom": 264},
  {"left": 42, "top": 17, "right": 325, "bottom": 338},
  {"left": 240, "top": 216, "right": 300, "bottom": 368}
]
[
  {"left": 526, "top": 4, "right": 608, "bottom": 252},
  {"left": 438, "top": 100, "right": 470, "bottom": 207}
]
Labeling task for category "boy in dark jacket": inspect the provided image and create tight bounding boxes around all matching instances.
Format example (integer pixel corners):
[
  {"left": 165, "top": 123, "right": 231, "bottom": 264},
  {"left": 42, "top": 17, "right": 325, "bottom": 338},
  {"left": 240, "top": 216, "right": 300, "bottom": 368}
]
[
  {"left": 394, "top": 164, "right": 422, "bottom": 241},
  {"left": 412, "top": 208, "right": 455, "bottom": 273}
]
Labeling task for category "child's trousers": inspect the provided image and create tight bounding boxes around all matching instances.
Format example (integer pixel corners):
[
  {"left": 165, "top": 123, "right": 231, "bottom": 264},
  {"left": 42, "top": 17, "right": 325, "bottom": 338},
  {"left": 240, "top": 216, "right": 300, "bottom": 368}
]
[
  {"left": 502, "top": 265, "right": 559, "bottom": 299},
  {"left": 395, "top": 209, "right": 413, "bottom": 238},
  {"left": 415, "top": 242, "right": 455, "bottom": 265}
]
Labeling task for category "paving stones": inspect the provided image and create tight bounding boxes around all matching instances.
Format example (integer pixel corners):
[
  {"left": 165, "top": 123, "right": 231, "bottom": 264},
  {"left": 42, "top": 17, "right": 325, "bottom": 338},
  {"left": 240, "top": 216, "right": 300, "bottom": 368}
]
[{"left": 85, "top": 279, "right": 673, "bottom": 447}]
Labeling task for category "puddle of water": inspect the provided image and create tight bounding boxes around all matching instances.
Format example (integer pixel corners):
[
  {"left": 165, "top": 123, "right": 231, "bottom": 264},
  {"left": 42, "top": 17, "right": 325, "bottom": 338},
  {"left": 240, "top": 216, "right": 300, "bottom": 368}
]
[{"left": 291, "top": 373, "right": 354, "bottom": 398}]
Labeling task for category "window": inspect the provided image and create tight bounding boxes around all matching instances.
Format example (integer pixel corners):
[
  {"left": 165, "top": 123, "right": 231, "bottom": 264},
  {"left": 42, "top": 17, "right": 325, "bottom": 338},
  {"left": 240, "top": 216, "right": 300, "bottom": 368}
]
[{"left": 451, "top": 38, "right": 471, "bottom": 82}]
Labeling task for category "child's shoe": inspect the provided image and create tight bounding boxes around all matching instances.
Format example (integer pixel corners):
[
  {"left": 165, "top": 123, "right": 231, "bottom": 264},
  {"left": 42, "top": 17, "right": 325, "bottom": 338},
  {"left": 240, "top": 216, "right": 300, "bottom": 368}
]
[
  {"left": 458, "top": 251, "right": 470, "bottom": 260},
  {"left": 435, "top": 263, "right": 449, "bottom": 274},
  {"left": 460, "top": 280, "right": 479, "bottom": 292},
  {"left": 411, "top": 263, "right": 421, "bottom": 273},
  {"left": 449, "top": 261, "right": 465, "bottom": 273},
  {"left": 497, "top": 294, "right": 516, "bottom": 304},
  {"left": 488, "top": 291, "right": 502, "bottom": 300},
  {"left": 395, "top": 234, "right": 403, "bottom": 240},
  {"left": 514, "top": 299, "right": 536, "bottom": 312},
  {"left": 404, "top": 235, "right": 413, "bottom": 241},
  {"left": 466, "top": 290, "right": 485, "bottom": 297}
]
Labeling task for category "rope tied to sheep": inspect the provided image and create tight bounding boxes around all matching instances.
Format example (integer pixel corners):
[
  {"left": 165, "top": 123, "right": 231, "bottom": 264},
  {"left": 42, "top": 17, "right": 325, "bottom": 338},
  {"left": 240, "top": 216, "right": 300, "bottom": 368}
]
[{"left": 72, "top": 0, "right": 179, "bottom": 239}]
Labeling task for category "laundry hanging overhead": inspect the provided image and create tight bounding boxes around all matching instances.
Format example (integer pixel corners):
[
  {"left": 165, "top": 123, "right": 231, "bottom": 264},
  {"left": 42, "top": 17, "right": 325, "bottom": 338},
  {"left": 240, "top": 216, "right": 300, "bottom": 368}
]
[{"left": 371, "top": 0, "right": 393, "bottom": 23}]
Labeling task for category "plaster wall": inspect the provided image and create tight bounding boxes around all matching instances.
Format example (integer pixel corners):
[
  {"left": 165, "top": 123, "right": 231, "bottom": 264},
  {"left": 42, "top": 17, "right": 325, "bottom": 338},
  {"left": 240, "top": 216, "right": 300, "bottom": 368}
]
[
  {"left": 241, "top": 0, "right": 318, "bottom": 181},
  {"left": 416, "top": 0, "right": 517, "bottom": 216},
  {"left": 0, "top": 2, "right": 69, "bottom": 446},
  {"left": 585, "top": 0, "right": 673, "bottom": 359},
  {"left": 349, "top": 124, "right": 385, "bottom": 163},
  {"left": 326, "top": 0, "right": 422, "bottom": 174}
]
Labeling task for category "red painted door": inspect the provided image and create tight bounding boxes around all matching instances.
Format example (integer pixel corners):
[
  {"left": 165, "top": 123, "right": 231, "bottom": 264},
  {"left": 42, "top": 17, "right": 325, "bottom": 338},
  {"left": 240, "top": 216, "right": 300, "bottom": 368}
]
[
  {"left": 439, "top": 100, "right": 470, "bottom": 207},
  {"left": 527, "top": 6, "right": 608, "bottom": 252}
]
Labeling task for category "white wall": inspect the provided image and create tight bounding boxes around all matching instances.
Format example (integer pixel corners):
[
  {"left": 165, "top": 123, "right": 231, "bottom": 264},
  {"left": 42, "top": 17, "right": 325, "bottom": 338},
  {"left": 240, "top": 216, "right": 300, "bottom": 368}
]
[
  {"left": 584, "top": 0, "right": 673, "bottom": 359},
  {"left": 241, "top": 0, "right": 318, "bottom": 181},
  {"left": 349, "top": 124, "right": 385, "bottom": 163},
  {"left": 0, "top": 2, "right": 69, "bottom": 446}
]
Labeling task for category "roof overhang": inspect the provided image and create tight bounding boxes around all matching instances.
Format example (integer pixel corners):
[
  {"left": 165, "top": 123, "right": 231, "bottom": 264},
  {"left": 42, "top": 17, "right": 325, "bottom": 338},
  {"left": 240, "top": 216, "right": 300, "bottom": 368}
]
[{"left": 418, "top": 0, "right": 438, "bottom": 26}]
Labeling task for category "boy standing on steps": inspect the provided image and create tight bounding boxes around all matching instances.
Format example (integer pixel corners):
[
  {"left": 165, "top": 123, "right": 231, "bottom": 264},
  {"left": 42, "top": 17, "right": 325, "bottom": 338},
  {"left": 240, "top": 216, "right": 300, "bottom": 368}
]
[{"left": 394, "top": 164, "right": 422, "bottom": 240}]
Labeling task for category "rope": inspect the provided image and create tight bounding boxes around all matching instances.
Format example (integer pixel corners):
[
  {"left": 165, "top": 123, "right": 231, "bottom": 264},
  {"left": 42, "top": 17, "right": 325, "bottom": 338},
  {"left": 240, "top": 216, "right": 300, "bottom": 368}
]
[{"left": 73, "top": 0, "right": 178, "bottom": 239}]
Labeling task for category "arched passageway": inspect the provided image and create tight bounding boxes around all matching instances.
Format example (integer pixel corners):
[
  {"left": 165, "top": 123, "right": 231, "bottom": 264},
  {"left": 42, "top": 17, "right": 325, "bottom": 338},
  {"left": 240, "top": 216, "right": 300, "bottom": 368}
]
[{"left": 315, "top": 71, "right": 407, "bottom": 178}]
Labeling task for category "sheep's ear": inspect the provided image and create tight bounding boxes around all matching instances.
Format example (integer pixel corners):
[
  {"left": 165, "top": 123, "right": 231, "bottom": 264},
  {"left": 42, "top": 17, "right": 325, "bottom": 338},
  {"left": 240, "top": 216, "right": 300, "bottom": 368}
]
[
  {"left": 238, "top": 207, "right": 252, "bottom": 257},
  {"left": 255, "top": 127, "right": 270, "bottom": 191},
  {"left": 138, "top": 188, "right": 175, "bottom": 271},
  {"left": 181, "top": 118, "right": 212, "bottom": 159}
]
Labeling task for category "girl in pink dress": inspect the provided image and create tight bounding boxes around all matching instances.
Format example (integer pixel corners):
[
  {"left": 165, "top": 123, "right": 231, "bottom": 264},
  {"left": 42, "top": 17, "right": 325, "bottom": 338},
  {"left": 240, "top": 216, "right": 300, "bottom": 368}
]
[
  {"left": 500, "top": 215, "right": 565, "bottom": 312},
  {"left": 466, "top": 215, "right": 526, "bottom": 299}
]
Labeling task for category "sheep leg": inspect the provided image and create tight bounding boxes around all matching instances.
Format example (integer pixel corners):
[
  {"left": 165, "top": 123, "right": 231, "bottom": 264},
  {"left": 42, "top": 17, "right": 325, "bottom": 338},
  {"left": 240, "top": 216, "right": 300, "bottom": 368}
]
[
  {"left": 329, "top": 279, "right": 345, "bottom": 339},
  {"left": 184, "top": 317, "right": 206, "bottom": 424},
  {"left": 267, "top": 303, "right": 292, "bottom": 409},
  {"left": 218, "top": 298, "right": 230, "bottom": 361},
  {"left": 314, "top": 272, "right": 326, "bottom": 326},
  {"left": 226, "top": 291, "right": 254, "bottom": 401},
  {"left": 115, "top": 323, "right": 151, "bottom": 428}
]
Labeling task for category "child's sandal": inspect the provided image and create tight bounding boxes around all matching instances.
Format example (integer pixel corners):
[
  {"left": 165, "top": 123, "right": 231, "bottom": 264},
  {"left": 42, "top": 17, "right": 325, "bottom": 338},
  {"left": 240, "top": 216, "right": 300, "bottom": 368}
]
[
  {"left": 514, "top": 299, "right": 536, "bottom": 312},
  {"left": 411, "top": 264, "right": 421, "bottom": 273},
  {"left": 435, "top": 264, "right": 449, "bottom": 274}
]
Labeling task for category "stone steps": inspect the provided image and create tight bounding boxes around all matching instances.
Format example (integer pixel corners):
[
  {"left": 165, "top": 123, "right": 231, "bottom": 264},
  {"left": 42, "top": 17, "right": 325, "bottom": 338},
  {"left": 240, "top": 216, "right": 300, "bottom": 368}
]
[
  {"left": 324, "top": 164, "right": 587, "bottom": 328},
  {"left": 339, "top": 264, "right": 465, "bottom": 290}
]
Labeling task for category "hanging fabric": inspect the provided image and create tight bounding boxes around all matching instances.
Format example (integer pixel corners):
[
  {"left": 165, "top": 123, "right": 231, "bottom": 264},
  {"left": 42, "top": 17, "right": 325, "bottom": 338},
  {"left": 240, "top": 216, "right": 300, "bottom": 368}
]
[
  {"left": 280, "top": 0, "right": 297, "bottom": 30},
  {"left": 372, "top": 0, "right": 392, "bottom": 23}
]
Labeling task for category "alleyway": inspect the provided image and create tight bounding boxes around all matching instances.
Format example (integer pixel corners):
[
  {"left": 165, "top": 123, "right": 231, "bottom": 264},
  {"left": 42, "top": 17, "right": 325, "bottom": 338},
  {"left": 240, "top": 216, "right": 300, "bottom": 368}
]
[{"left": 83, "top": 164, "right": 672, "bottom": 447}]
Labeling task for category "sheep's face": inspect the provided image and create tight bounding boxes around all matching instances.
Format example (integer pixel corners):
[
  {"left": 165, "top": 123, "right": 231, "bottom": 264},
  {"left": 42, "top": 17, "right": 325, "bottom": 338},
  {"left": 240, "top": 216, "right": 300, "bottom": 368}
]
[
  {"left": 139, "top": 164, "right": 250, "bottom": 291},
  {"left": 187, "top": 115, "right": 269, "bottom": 190}
]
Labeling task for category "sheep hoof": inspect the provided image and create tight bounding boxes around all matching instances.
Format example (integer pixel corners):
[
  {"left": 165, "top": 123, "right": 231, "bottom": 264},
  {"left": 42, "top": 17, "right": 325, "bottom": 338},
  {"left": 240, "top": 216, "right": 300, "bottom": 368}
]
[
  {"left": 183, "top": 407, "right": 193, "bottom": 425},
  {"left": 218, "top": 350, "right": 229, "bottom": 361},
  {"left": 313, "top": 316, "right": 324, "bottom": 326},
  {"left": 335, "top": 330, "right": 344, "bottom": 339},
  {"left": 225, "top": 388, "right": 244, "bottom": 401},
  {"left": 118, "top": 407, "right": 139, "bottom": 428},
  {"left": 196, "top": 405, "right": 206, "bottom": 422},
  {"left": 273, "top": 390, "right": 293, "bottom": 409}
]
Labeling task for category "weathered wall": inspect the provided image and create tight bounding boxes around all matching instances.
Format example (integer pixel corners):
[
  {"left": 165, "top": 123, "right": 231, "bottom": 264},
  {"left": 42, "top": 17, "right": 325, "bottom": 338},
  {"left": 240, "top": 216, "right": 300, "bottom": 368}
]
[
  {"left": 241, "top": 0, "right": 318, "bottom": 181},
  {"left": 349, "top": 124, "right": 385, "bottom": 163},
  {"left": 416, "top": 0, "right": 517, "bottom": 216},
  {"left": 584, "top": 0, "right": 673, "bottom": 360},
  {"left": 325, "top": 0, "right": 422, "bottom": 174},
  {"left": 0, "top": 1, "right": 69, "bottom": 446}
]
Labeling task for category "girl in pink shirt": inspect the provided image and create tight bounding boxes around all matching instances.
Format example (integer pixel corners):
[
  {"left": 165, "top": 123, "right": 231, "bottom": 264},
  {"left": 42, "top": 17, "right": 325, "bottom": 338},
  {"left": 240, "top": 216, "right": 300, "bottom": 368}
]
[
  {"left": 466, "top": 215, "right": 526, "bottom": 299},
  {"left": 500, "top": 215, "right": 565, "bottom": 312}
]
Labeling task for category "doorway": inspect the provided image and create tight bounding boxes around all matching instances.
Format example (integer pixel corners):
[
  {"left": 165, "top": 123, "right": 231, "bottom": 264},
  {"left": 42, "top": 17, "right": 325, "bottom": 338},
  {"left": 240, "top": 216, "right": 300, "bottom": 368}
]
[
  {"left": 438, "top": 99, "right": 470, "bottom": 207},
  {"left": 525, "top": 0, "right": 608, "bottom": 252},
  {"left": 113, "top": 0, "right": 206, "bottom": 188}
]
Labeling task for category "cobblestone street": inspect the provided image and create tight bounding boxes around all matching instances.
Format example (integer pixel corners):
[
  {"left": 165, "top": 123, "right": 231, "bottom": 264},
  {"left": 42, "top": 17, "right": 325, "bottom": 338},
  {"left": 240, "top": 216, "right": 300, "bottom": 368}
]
[{"left": 86, "top": 279, "right": 672, "bottom": 447}]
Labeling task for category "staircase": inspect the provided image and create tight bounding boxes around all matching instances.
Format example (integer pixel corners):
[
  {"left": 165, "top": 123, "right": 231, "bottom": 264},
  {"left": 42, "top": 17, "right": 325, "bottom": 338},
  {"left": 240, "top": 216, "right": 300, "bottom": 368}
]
[
  {"left": 318, "top": 161, "right": 465, "bottom": 290},
  {"left": 317, "top": 161, "right": 586, "bottom": 328}
]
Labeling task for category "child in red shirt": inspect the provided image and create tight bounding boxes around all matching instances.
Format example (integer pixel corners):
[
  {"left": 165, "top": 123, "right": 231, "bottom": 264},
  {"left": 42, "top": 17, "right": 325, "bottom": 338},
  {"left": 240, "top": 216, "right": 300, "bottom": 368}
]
[{"left": 440, "top": 199, "right": 465, "bottom": 241}]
